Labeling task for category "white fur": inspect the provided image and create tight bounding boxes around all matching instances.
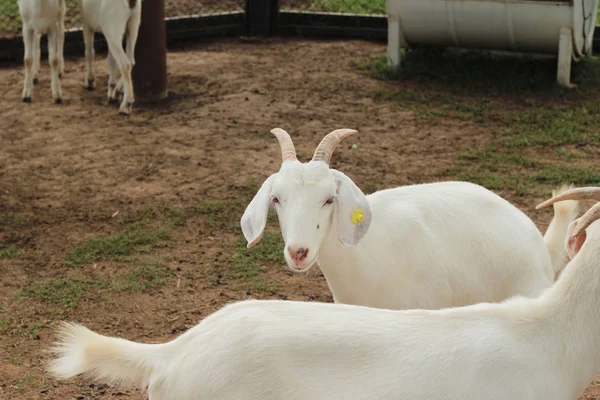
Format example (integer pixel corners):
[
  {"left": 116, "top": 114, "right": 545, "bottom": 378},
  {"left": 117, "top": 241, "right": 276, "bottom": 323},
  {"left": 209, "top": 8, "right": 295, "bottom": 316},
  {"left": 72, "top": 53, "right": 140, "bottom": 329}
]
[
  {"left": 48, "top": 217, "right": 600, "bottom": 400},
  {"left": 242, "top": 148, "right": 578, "bottom": 309},
  {"left": 18, "top": 0, "right": 65, "bottom": 103},
  {"left": 81, "top": 0, "right": 142, "bottom": 115}
]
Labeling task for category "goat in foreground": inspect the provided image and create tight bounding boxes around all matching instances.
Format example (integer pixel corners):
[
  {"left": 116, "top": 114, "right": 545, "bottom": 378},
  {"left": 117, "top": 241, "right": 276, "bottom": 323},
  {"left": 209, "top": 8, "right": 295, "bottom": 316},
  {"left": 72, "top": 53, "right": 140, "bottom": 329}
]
[
  {"left": 242, "top": 128, "right": 578, "bottom": 310},
  {"left": 48, "top": 187, "right": 600, "bottom": 400},
  {"left": 81, "top": 0, "right": 142, "bottom": 115},
  {"left": 18, "top": 0, "right": 65, "bottom": 103}
]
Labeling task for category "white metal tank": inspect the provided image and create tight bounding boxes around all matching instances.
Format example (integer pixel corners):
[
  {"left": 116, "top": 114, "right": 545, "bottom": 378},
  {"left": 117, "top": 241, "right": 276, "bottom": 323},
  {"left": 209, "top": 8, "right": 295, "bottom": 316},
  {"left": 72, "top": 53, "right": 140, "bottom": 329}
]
[{"left": 386, "top": 0, "right": 598, "bottom": 86}]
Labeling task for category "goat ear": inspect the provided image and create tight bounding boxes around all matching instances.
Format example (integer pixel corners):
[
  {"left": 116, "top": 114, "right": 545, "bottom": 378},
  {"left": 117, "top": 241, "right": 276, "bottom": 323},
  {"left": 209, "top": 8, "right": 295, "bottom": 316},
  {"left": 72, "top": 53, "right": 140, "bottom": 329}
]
[
  {"left": 241, "top": 174, "right": 276, "bottom": 248},
  {"left": 332, "top": 170, "right": 372, "bottom": 246}
]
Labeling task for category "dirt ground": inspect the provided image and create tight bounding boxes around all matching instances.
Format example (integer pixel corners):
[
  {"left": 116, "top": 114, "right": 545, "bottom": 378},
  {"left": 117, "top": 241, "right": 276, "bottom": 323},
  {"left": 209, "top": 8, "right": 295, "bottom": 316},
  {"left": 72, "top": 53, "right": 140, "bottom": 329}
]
[{"left": 0, "top": 38, "right": 599, "bottom": 399}]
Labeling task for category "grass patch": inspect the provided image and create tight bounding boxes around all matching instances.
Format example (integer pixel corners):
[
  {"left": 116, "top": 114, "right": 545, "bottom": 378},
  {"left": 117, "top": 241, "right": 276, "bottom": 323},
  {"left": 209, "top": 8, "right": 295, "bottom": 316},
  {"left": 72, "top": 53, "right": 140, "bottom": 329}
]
[
  {"left": 114, "top": 262, "right": 174, "bottom": 293},
  {"left": 356, "top": 50, "right": 600, "bottom": 196},
  {"left": 18, "top": 279, "right": 106, "bottom": 308},
  {"left": 452, "top": 146, "right": 600, "bottom": 196},
  {"left": 8, "top": 354, "right": 22, "bottom": 366},
  {"left": 358, "top": 49, "right": 600, "bottom": 95},
  {"left": 13, "top": 373, "right": 35, "bottom": 392},
  {"left": 0, "top": 213, "right": 28, "bottom": 230},
  {"left": 533, "top": 164, "right": 600, "bottom": 186},
  {"left": 64, "top": 210, "right": 185, "bottom": 265},
  {"left": 228, "top": 230, "right": 284, "bottom": 294},
  {"left": 310, "top": 0, "right": 385, "bottom": 14},
  {"left": 0, "top": 317, "right": 46, "bottom": 340},
  {"left": 64, "top": 227, "right": 170, "bottom": 265},
  {"left": 0, "top": 244, "right": 21, "bottom": 259},
  {"left": 194, "top": 198, "right": 250, "bottom": 232},
  {"left": 500, "top": 103, "right": 600, "bottom": 148}
]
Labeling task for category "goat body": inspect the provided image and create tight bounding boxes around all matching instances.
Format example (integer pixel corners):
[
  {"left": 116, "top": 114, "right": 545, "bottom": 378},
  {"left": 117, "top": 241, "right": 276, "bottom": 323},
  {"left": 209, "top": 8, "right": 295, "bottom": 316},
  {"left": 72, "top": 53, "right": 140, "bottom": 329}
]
[
  {"left": 318, "top": 180, "right": 576, "bottom": 309},
  {"left": 18, "top": 0, "right": 65, "bottom": 103},
  {"left": 49, "top": 216, "right": 600, "bottom": 400},
  {"left": 80, "top": 0, "right": 141, "bottom": 115}
]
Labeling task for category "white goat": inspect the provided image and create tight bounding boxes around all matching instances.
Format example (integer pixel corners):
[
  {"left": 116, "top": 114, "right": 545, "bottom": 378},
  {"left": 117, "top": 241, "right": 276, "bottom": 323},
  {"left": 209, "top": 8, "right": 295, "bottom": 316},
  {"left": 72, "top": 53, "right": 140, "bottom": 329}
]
[
  {"left": 18, "top": 0, "right": 65, "bottom": 103},
  {"left": 241, "top": 128, "right": 578, "bottom": 310},
  {"left": 81, "top": 0, "right": 142, "bottom": 115},
  {"left": 47, "top": 190, "right": 600, "bottom": 400}
]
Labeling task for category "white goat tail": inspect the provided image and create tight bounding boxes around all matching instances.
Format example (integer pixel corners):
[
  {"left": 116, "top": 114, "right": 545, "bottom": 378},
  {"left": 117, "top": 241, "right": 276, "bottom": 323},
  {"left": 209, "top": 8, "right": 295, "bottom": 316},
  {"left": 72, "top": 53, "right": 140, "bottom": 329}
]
[
  {"left": 544, "top": 184, "right": 581, "bottom": 279},
  {"left": 48, "top": 322, "right": 160, "bottom": 390}
]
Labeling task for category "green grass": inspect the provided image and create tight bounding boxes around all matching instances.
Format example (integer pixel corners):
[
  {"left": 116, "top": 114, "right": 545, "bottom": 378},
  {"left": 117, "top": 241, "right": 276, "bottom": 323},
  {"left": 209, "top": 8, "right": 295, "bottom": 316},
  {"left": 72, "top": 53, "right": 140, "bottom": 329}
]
[
  {"left": 228, "top": 230, "right": 284, "bottom": 294},
  {"left": 0, "top": 213, "right": 28, "bottom": 230},
  {"left": 18, "top": 260, "right": 174, "bottom": 307},
  {"left": 310, "top": 0, "right": 385, "bottom": 14},
  {"left": 194, "top": 199, "right": 246, "bottom": 230},
  {"left": 114, "top": 262, "right": 174, "bottom": 293},
  {"left": 357, "top": 49, "right": 600, "bottom": 196},
  {"left": 357, "top": 49, "right": 600, "bottom": 94},
  {"left": 64, "top": 210, "right": 184, "bottom": 265},
  {"left": 18, "top": 279, "right": 106, "bottom": 308},
  {"left": 64, "top": 228, "right": 170, "bottom": 265},
  {"left": 0, "top": 317, "right": 46, "bottom": 340},
  {"left": 13, "top": 373, "right": 35, "bottom": 392},
  {"left": 0, "top": 244, "right": 22, "bottom": 260}
]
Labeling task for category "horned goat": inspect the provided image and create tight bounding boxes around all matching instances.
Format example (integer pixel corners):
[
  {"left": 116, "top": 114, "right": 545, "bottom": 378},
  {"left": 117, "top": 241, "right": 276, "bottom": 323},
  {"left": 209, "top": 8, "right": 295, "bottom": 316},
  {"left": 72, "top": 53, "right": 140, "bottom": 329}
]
[
  {"left": 241, "top": 128, "right": 578, "bottom": 309},
  {"left": 48, "top": 189, "right": 600, "bottom": 399},
  {"left": 81, "top": 0, "right": 142, "bottom": 115},
  {"left": 18, "top": 0, "right": 65, "bottom": 103}
]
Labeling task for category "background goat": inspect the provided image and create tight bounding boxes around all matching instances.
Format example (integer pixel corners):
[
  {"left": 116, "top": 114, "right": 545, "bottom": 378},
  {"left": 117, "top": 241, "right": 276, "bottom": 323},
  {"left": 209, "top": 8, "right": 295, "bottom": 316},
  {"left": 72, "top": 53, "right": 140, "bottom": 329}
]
[
  {"left": 18, "top": 0, "right": 65, "bottom": 103},
  {"left": 81, "top": 0, "right": 142, "bottom": 115}
]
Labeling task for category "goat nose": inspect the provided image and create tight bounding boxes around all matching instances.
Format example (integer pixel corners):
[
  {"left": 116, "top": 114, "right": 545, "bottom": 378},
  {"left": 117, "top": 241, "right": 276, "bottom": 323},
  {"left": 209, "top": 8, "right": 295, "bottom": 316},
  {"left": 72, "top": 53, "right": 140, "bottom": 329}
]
[{"left": 288, "top": 246, "right": 309, "bottom": 262}]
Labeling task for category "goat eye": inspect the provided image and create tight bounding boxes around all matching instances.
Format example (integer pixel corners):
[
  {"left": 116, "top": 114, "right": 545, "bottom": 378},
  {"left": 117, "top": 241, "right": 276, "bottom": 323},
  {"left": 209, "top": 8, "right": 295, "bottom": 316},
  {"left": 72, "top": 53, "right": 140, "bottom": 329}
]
[
  {"left": 324, "top": 198, "right": 334, "bottom": 205},
  {"left": 272, "top": 197, "right": 280, "bottom": 204}
]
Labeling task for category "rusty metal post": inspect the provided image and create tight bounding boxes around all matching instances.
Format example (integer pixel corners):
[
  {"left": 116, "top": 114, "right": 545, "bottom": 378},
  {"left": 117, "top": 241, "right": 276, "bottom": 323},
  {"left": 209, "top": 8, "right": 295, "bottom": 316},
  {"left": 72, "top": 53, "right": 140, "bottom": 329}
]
[{"left": 132, "top": 0, "right": 168, "bottom": 102}]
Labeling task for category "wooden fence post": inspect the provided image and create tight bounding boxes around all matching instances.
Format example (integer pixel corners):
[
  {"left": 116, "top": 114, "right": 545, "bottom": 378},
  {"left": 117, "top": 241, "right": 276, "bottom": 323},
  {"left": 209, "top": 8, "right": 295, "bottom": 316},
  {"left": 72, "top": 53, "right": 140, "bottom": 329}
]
[
  {"left": 132, "top": 0, "right": 168, "bottom": 101},
  {"left": 246, "top": 0, "right": 280, "bottom": 36}
]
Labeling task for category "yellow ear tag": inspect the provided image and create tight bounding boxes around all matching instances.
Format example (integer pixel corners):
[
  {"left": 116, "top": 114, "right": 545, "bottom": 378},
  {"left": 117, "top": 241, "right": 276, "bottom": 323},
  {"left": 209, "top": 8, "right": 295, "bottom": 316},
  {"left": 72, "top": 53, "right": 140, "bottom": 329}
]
[{"left": 351, "top": 208, "right": 365, "bottom": 224}]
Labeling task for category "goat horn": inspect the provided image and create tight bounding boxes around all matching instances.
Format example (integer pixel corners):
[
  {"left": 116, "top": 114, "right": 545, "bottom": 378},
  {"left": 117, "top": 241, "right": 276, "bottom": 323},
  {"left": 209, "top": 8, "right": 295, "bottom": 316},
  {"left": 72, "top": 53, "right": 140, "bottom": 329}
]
[
  {"left": 571, "top": 203, "right": 600, "bottom": 238},
  {"left": 271, "top": 128, "right": 297, "bottom": 162},
  {"left": 311, "top": 129, "right": 358, "bottom": 164},
  {"left": 535, "top": 187, "right": 600, "bottom": 210}
]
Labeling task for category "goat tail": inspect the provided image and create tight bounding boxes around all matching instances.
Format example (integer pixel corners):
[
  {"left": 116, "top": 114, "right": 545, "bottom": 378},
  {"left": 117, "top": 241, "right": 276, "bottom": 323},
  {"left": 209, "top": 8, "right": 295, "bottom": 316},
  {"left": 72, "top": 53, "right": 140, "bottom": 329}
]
[
  {"left": 48, "top": 322, "right": 163, "bottom": 391},
  {"left": 543, "top": 184, "right": 581, "bottom": 279}
]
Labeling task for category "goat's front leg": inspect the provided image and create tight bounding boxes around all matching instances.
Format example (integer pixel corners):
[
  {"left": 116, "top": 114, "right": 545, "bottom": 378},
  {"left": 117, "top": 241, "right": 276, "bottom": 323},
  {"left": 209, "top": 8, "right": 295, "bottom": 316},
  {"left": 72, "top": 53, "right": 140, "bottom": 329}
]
[
  {"left": 105, "top": 33, "right": 134, "bottom": 115},
  {"left": 48, "top": 29, "right": 63, "bottom": 103},
  {"left": 21, "top": 26, "right": 35, "bottom": 102},
  {"left": 57, "top": 14, "right": 65, "bottom": 77},
  {"left": 83, "top": 25, "right": 96, "bottom": 90},
  {"left": 106, "top": 51, "right": 119, "bottom": 103},
  {"left": 32, "top": 32, "right": 41, "bottom": 85}
]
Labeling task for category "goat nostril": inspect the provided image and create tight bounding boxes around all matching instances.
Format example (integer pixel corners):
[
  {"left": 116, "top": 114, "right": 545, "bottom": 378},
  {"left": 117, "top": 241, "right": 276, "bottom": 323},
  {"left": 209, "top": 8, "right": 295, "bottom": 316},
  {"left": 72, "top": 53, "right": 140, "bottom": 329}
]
[
  {"left": 299, "top": 249, "right": 309, "bottom": 260},
  {"left": 288, "top": 247, "right": 309, "bottom": 263}
]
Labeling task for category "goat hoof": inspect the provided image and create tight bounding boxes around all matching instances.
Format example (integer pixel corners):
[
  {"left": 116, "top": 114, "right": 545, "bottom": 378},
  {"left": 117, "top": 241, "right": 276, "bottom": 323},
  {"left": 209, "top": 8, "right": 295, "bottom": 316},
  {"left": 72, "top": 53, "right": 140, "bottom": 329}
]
[
  {"left": 85, "top": 80, "right": 95, "bottom": 91},
  {"left": 108, "top": 97, "right": 118, "bottom": 104},
  {"left": 119, "top": 102, "right": 133, "bottom": 116},
  {"left": 22, "top": 97, "right": 31, "bottom": 103},
  {"left": 33, "top": 77, "right": 39, "bottom": 85},
  {"left": 55, "top": 98, "right": 63, "bottom": 104}
]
